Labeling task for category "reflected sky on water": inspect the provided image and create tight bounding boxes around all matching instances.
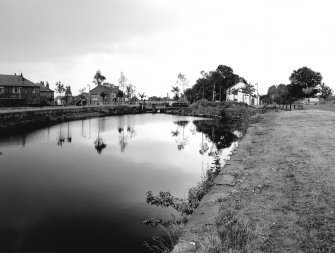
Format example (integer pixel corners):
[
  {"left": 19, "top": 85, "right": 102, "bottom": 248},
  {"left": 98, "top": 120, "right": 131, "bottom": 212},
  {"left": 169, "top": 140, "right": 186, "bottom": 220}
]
[{"left": 0, "top": 114, "right": 239, "bottom": 253}]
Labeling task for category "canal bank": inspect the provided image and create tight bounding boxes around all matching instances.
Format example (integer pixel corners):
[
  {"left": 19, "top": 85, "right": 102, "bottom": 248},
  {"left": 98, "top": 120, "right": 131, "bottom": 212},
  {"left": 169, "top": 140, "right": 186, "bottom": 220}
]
[
  {"left": 172, "top": 109, "right": 335, "bottom": 252},
  {"left": 0, "top": 105, "right": 143, "bottom": 132}
]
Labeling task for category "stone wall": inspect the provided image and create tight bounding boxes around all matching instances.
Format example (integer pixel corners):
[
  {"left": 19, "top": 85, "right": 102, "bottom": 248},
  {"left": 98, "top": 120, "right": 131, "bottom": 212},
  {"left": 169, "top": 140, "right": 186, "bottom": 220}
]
[{"left": 0, "top": 105, "right": 143, "bottom": 131}]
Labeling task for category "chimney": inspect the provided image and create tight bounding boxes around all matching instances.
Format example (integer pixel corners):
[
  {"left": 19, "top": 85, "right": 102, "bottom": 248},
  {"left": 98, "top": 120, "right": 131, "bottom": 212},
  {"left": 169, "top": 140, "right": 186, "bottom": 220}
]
[
  {"left": 46, "top": 82, "right": 49, "bottom": 89},
  {"left": 20, "top": 73, "right": 24, "bottom": 81}
]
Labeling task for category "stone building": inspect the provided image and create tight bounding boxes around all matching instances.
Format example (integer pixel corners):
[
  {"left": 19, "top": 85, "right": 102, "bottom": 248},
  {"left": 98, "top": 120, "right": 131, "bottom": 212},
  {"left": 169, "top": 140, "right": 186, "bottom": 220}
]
[{"left": 0, "top": 73, "right": 40, "bottom": 106}]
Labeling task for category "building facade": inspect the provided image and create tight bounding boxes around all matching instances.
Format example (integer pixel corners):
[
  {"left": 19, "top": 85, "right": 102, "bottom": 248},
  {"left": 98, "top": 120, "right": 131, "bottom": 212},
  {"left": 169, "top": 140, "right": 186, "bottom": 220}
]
[
  {"left": 90, "top": 84, "right": 119, "bottom": 105},
  {"left": 0, "top": 73, "right": 40, "bottom": 106}
]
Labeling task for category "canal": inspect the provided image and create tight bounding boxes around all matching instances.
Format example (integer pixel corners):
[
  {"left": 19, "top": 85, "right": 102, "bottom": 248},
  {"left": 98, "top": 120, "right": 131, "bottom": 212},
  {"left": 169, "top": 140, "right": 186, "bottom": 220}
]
[{"left": 0, "top": 114, "right": 239, "bottom": 252}]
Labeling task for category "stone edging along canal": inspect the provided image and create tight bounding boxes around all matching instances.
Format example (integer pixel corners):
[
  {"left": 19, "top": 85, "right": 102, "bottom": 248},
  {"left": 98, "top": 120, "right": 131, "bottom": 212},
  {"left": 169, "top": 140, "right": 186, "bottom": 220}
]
[
  {"left": 0, "top": 105, "right": 143, "bottom": 132},
  {"left": 171, "top": 114, "right": 259, "bottom": 253}
]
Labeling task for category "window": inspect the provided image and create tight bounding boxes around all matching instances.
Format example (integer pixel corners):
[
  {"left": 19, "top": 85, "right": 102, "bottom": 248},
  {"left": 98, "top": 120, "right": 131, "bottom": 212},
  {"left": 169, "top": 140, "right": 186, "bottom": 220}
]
[
  {"left": 0, "top": 87, "right": 4, "bottom": 94},
  {"left": 32, "top": 88, "right": 35, "bottom": 94},
  {"left": 13, "top": 86, "right": 20, "bottom": 93}
]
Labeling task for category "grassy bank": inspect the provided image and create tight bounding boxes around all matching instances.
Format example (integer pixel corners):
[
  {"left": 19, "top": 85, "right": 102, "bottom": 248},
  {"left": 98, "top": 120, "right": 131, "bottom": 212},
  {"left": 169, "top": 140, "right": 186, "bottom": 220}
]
[{"left": 209, "top": 110, "right": 335, "bottom": 252}]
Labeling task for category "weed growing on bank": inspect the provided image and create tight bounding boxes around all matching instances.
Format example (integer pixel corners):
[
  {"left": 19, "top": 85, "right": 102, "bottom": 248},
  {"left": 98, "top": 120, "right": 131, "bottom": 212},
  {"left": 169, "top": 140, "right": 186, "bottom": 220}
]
[{"left": 143, "top": 154, "right": 223, "bottom": 251}]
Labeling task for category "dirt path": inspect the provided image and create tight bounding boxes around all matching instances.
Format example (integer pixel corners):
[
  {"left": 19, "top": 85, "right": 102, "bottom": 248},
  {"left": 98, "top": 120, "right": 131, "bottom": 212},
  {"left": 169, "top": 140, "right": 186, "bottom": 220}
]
[{"left": 213, "top": 110, "right": 335, "bottom": 252}]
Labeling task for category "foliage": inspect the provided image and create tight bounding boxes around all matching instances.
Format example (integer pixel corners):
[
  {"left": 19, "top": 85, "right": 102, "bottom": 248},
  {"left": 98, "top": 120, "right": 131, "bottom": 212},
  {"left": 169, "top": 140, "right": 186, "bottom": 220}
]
[
  {"left": 184, "top": 65, "right": 246, "bottom": 103},
  {"left": 171, "top": 86, "right": 180, "bottom": 101},
  {"left": 118, "top": 71, "right": 128, "bottom": 92},
  {"left": 289, "top": 66, "right": 322, "bottom": 98},
  {"left": 65, "top": 85, "right": 72, "bottom": 96},
  {"left": 125, "top": 83, "right": 136, "bottom": 100},
  {"left": 116, "top": 90, "right": 124, "bottom": 98},
  {"left": 93, "top": 69, "right": 106, "bottom": 86},
  {"left": 318, "top": 82, "right": 333, "bottom": 99},
  {"left": 175, "top": 73, "right": 189, "bottom": 94},
  {"left": 145, "top": 155, "right": 224, "bottom": 228},
  {"left": 265, "top": 84, "right": 290, "bottom": 104},
  {"left": 79, "top": 87, "right": 86, "bottom": 95},
  {"left": 55, "top": 81, "right": 65, "bottom": 95},
  {"left": 138, "top": 92, "right": 146, "bottom": 101}
]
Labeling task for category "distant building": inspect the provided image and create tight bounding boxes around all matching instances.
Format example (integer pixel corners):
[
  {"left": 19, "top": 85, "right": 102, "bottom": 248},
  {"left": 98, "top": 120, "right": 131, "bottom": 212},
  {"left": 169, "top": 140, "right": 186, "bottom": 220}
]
[
  {"left": 0, "top": 73, "right": 40, "bottom": 106},
  {"left": 90, "top": 84, "right": 119, "bottom": 105},
  {"left": 55, "top": 95, "right": 74, "bottom": 106},
  {"left": 38, "top": 81, "right": 54, "bottom": 105},
  {"left": 226, "top": 81, "right": 259, "bottom": 106}
]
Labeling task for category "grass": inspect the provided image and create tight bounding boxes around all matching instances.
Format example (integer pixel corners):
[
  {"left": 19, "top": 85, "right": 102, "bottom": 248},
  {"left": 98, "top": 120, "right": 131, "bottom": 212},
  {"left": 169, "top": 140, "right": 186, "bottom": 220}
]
[{"left": 212, "top": 110, "right": 335, "bottom": 252}]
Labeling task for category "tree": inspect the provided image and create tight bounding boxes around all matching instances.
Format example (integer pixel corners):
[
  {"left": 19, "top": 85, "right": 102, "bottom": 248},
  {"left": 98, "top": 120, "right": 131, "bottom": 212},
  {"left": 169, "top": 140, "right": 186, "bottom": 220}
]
[
  {"left": 93, "top": 70, "right": 106, "bottom": 86},
  {"left": 65, "top": 85, "right": 72, "bottom": 96},
  {"left": 184, "top": 65, "right": 245, "bottom": 103},
  {"left": 171, "top": 86, "right": 180, "bottom": 100},
  {"left": 289, "top": 66, "right": 322, "bottom": 98},
  {"left": 241, "top": 82, "right": 255, "bottom": 104},
  {"left": 319, "top": 83, "right": 333, "bottom": 99},
  {"left": 125, "top": 83, "right": 136, "bottom": 101},
  {"left": 176, "top": 73, "right": 189, "bottom": 94},
  {"left": 118, "top": 72, "right": 128, "bottom": 93},
  {"left": 79, "top": 87, "right": 86, "bottom": 94},
  {"left": 138, "top": 92, "right": 146, "bottom": 101},
  {"left": 55, "top": 81, "right": 65, "bottom": 96}
]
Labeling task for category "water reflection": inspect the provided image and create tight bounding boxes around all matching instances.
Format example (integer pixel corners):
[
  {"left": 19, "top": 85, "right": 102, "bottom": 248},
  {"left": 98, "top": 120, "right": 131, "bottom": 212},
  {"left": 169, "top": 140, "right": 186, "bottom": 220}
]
[
  {"left": 173, "top": 120, "right": 189, "bottom": 150},
  {"left": 57, "top": 122, "right": 72, "bottom": 146},
  {"left": 0, "top": 114, "right": 240, "bottom": 253},
  {"left": 193, "top": 119, "right": 239, "bottom": 156}
]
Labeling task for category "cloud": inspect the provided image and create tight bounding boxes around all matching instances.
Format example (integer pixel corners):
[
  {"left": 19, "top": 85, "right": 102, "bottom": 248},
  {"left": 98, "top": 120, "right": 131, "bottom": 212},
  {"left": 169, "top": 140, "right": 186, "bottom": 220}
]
[{"left": 0, "top": 0, "right": 180, "bottom": 62}]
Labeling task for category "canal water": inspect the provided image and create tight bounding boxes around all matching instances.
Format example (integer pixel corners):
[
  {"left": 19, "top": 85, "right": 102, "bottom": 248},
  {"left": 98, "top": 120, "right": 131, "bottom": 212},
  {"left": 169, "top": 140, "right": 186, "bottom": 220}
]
[{"left": 0, "top": 114, "right": 239, "bottom": 253}]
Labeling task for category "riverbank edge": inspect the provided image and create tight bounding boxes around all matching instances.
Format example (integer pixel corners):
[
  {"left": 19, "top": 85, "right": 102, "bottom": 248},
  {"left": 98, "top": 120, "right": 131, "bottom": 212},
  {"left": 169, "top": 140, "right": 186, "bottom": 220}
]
[
  {"left": 0, "top": 105, "right": 144, "bottom": 134},
  {"left": 171, "top": 114, "right": 262, "bottom": 252}
]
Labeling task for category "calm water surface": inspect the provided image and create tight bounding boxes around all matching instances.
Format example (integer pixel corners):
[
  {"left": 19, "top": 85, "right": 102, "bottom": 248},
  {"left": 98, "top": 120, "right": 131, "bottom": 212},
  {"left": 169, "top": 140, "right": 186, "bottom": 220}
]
[{"left": 0, "top": 114, "right": 239, "bottom": 253}]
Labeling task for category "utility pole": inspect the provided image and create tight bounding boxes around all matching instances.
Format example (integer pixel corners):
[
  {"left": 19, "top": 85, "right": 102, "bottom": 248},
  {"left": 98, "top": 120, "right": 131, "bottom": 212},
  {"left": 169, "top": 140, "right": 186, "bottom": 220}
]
[
  {"left": 219, "top": 86, "right": 222, "bottom": 101},
  {"left": 87, "top": 84, "right": 91, "bottom": 106},
  {"left": 212, "top": 82, "right": 216, "bottom": 102},
  {"left": 202, "top": 83, "right": 204, "bottom": 99}
]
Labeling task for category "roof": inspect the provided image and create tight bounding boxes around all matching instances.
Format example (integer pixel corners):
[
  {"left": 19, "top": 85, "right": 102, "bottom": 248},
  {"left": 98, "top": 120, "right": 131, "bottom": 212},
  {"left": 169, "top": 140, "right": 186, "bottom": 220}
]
[
  {"left": 39, "top": 84, "right": 54, "bottom": 92},
  {"left": 228, "top": 82, "right": 246, "bottom": 90},
  {"left": 90, "top": 84, "right": 118, "bottom": 95},
  {"left": 0, "top": 74, "right": 39, "bottom": 87}
]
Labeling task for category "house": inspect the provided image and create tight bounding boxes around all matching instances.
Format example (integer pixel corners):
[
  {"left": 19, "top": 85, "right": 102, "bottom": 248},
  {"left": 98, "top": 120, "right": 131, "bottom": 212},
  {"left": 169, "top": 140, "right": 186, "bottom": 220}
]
[
  {"left": 38, "top": 81, "right": 54, "bottom": 105},
  {"left": 226, "top": 81, "right": 259, "bottom": 106},
  {"left": 302, "top": 97, "right": 319, "bottom": 105},
  {"left": 55, "top": 95, "right": 74, "bottom": 106},
  {"left": 0, "top": 73, "right": 40, "bottom": 107},
  {"left": 90, "top": 84, "right": 119, "bottom": 105}
]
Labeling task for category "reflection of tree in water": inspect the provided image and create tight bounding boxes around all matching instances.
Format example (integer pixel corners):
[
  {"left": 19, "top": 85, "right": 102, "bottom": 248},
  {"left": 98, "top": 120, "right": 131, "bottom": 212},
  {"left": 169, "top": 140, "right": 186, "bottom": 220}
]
[
  {"left": 57, "top": 122, "right": 72, "bottom": 146},
  {"left": 199, "top": 132, "right": 209, "bottom": 155},
  {"left": 118, "top": 126, "right": 136, "bottom": 152},
  {"left": 172, "top": 120, "right": 189, "bottom": 151},
  {"left": 193, "top": 120, "right": 238, "bottom": 155},
  {"left": 94, "top": 118, "right": 107, "bottom": 154},
  {"left": 94, "top": 136, "right": 107, "bottom": 154},
  {"left": 67, "top": 122, "right": 72, "bottom": 143},
  {"left": 57, "top": 123, "right": 65, "bottom": 146}
]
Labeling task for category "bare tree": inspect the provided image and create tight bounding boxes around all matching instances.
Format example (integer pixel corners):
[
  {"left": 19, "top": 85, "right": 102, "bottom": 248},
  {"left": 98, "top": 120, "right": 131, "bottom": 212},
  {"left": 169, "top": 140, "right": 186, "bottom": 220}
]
[{"left": 118, "top": 71, "right": 128, "bottom": 93}]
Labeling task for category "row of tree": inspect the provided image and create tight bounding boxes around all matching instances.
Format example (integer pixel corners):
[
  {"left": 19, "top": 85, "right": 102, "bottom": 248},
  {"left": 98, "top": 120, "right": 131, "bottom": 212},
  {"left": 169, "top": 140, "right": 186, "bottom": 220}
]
[
  {"left": 182, "top": 65, "right": 249, "bottom": 103},
  {"left": 264, "top": 66, "right": 333, "bottom": 104}
]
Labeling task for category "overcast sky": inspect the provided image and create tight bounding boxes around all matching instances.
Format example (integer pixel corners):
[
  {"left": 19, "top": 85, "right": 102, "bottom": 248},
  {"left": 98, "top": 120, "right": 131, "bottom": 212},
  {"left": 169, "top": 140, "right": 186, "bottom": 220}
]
[{"left": 0, "top": 0, "right": 334, "bottom": 96}]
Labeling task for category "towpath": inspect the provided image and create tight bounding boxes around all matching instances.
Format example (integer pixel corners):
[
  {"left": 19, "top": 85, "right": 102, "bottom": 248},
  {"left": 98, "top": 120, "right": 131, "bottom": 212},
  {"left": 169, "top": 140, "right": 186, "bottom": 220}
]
[{"left": 173, "top": 109, "right": 335, "bottom": 252}]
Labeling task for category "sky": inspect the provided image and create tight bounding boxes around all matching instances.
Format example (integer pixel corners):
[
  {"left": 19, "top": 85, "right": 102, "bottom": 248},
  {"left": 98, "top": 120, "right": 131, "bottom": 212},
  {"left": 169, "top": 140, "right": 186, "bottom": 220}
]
[{"left": 0, "top": 0, "right": 334, "bottom": 96}]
